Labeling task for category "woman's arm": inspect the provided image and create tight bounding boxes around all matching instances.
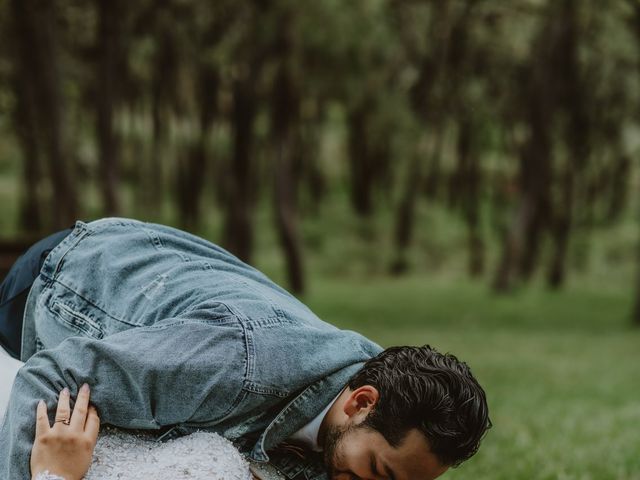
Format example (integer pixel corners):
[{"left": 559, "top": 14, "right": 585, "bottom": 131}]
[
  {"left": 0, "top": 319, "right": 244, "bottom": 479},
  {"left": 30, "top": 383, "right": 100, "bottom": 480}
]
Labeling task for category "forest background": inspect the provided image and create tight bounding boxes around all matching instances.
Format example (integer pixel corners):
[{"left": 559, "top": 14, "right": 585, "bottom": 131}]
[{"left": 0, "top": 0, "right": 639, "bottom": 479}]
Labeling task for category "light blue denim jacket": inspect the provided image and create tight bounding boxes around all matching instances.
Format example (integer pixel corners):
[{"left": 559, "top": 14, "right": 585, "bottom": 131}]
[{"left": 0, "top": 218, "right": 382, "bottom": 479}]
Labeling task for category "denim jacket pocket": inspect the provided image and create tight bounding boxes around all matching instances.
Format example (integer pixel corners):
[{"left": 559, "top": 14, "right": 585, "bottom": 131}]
[{"left": 47, "top": 299, "right": 105, "bottom": 339}]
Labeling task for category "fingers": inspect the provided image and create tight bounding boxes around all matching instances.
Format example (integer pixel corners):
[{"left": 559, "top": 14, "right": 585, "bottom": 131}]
[
  {"left": 54, "top": 387, "right": 71, "bottom": 424},
  {"left": 84, "top": 405, "right": 100, "bottom": 443},
  {"left": 35, "top": 399, "right": 50, "bottom": 438},
  {"left": 35, "top": 383, "right": 98, "bottom": 438},
  {"left": 70, "top": 383, "right": 90, "bottom": 430},
  {"left": 31, "top": 387, "right": 99, "bottom": 480}
]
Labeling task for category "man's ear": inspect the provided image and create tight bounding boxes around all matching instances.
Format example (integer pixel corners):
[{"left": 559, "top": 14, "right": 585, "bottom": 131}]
[{"left": 343, "top": 385, "right": 379, "bottom": 419}]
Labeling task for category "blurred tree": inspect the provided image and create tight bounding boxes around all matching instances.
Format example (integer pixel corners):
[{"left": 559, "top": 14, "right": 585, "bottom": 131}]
[
  {"left": 446, "top": 0, "right": 487, "bottom": 277},
  {"left": 149, "top": 2, "right": 181, "bottom": 214},
  {"left": 389, "top": 0, "right": 452, "bottom": 274},
  {"left": 96, "top": 0, "right": 126, "bottom": 215},
  {"left": 222, "top": 0, "right": 267, "bottom": 263},
  {"left": 493, "top": 0, "right": 594, "bottom": 291},
  {"left": 8, "top": 6, "right": 43, "bottom": 233},
  {"left": 175, "top": 2, "right": 236, "bottom": 231},
  {"left": 11, "top": 0, "right": 77, "bottom": 229},
  {"left": 627, "top": 0, "right": 640, "bottom": 326},
  {"left": 269, "top": 3, "right": 305, "bottom": 294}
]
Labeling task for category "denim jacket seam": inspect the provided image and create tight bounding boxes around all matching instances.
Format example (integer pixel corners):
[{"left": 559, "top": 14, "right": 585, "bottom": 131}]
[
  {"left": 233, "top": 277, "right": 287, "bottom": 320},
  {"left": 86, "top": 218, "right": 145, "bottom": 231},
  {"left": 133, "top": 318, "right": 234, "bottom": 331},
  {"left": 143, "top": 228, "right": 195, "bottom": 264},
  {"left": 40, "top": 227, "right": 93, "bottom": 282},
  {"left": 187, "top": 387, "right": 249, "bottom": 427},
  {"left": 181, "top": 312, "right": 240, "bottom": 324},
  {"left": 218, "top": 306, "right": 257, "bottom": 382},
  {"left": 146, "top": 318, "right": 240, "bottom": 329},
  {"left": 246, "top": 316, "right": 294, "bottom": 328},
  {"left": 240, "top": 319, "right": 256, "bottom": 381},
  {"left": 205, "top": 287, "right": 284, "bottom": 329},
  {"left": 242, "top": 381, "right": 291, "bottom": 398},
  {"left": 179, "top": 299, "right": 239, "bottom": 322},
  {"left": 143, "top": 228, "right": 165, "bottom": 250}
]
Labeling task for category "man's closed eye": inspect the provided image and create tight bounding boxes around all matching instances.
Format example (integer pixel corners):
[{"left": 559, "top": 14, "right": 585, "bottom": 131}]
[{"left": 369, "top": 454, "right": 385, "bottom": 480}]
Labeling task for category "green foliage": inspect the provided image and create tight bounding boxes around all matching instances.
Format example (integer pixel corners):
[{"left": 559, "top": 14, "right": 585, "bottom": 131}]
[{"left": 305, "top": 275, "right": 640, "bottom": 480}]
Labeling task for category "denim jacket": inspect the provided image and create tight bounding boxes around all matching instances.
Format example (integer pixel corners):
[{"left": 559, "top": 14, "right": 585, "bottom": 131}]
[{"left": 0, "top": 218, "right": 383, "bottom": 479}]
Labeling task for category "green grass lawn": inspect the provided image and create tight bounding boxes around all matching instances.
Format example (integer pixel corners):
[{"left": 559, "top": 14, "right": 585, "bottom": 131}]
[{"left": 303, "top": 276, "right": 640, "bottom": 480}]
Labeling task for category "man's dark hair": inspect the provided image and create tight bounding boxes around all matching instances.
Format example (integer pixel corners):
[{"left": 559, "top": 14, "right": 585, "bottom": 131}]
[{"left": 347, "top": 345, "right": 491, "bottom": 467}]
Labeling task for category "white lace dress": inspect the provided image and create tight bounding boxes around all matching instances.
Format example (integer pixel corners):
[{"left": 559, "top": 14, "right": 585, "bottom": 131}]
[
  {"left": 34, "top": 426, "right": 253, "bottom": 480},
  {"left": 1, "top": 346, "right": 253, "bottom": 480}
]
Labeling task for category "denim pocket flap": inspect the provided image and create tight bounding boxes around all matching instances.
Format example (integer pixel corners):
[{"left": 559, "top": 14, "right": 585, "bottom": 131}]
[{"left": 48, "top": 300, "right": 105, "bottom": 339}]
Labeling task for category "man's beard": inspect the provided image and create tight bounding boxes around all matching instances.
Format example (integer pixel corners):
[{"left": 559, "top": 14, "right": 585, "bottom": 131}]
[{"left": 322, "top": 422, "right": 364, "bottom": 479}]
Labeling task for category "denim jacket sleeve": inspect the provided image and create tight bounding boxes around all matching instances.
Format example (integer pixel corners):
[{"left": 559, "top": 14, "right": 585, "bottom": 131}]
[{"left": 0, "top": 317, "right": 247, "bottom": 480}]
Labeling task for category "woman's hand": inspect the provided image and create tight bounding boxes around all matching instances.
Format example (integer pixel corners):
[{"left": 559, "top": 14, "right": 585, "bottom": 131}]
[{"left": 30, "top": 383, "right": 100, "bottom": 480}]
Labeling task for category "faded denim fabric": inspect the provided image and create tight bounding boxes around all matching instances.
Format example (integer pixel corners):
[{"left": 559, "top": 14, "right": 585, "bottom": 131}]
[{"left": 0, "top": 218, "right": 383, "bottom": 479}]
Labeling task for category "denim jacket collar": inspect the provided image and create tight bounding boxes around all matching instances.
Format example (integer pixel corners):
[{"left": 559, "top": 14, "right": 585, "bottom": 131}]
[{"left": 250, "top": 361, "right": 364, "bottom": 462}]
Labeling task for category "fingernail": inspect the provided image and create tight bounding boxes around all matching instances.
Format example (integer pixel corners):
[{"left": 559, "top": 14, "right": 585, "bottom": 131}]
[
  {"left": 38, "top": 399, "right": 44, "bottom": 407},
  {"left": 81, "top": 383, "right": 89, "bottom": 393},
  {"left": 61, "top": 387, "right": 69, "bottom": 396}
]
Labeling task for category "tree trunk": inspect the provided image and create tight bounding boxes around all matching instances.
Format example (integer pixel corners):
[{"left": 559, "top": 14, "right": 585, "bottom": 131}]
[
  {"left": 455, "top": 118, "right": 484, "bottom": 277},
  {"left": 11, "top": 22, "right": 43, "bottom": 233},
  {"left": 147, "top": 21, "right": 178, "bottom": 217},
  {"left": 177, "top": 65, "right": 218, "bottom": 231},
  {"left": 96, "top": 0, "right": 123, "bottom": 215},
  {"left": 547, "top": 169, "right": 574, "bottom": 288},
  {"left": 274, "top": 140, "right": 305, "bottom": 294},
  {"left": 269, "top": 15, "right": 305, "bottom": 293},
  {"left": 389, "top": 133, "right": 438, "bottom": 275},
  {"left": 301, "top": 124, "right": 326, "bottom": 215},
  {"left": 493, "top": 22, "right": 554, "bottom": 292},
  {"left": 347, "top": 101, "right": 375, "bottom": 217},
  {"left": 223, "top": 75, "right": 257, "bottom": 263},
  {"left": 492, "top": 197, "right": 534, "bottom": 292},
  {"left": 546, "top": 0, "right": 585, "bottom": 289},
  {"left": 633, "top": 215, "right": 640, "bottom": 327},
  {"left": 517, "top": 207, "right": 546, "bottom": 280},
  {"left": 13, "top": 0, "right": 77, "bottom": 229},
  {"left": 606, "top": 154, "right": 630, "bottom": 222}
]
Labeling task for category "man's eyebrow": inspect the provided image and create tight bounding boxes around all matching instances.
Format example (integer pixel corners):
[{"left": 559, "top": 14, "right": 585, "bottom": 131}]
[{"left": 383, "top": 461, "right": 397, "bottom": 480}]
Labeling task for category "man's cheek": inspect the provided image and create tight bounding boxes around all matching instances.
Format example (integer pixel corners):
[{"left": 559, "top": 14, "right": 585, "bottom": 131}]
[
  {"left": 337, "top": 443, "right": 363, "bottom": 476},
  {"left": 332, "top": 474, "right": 354, "bottom": 480},
  {"left": 329, "top": 447, "right": 350, "bottom": 476}
]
